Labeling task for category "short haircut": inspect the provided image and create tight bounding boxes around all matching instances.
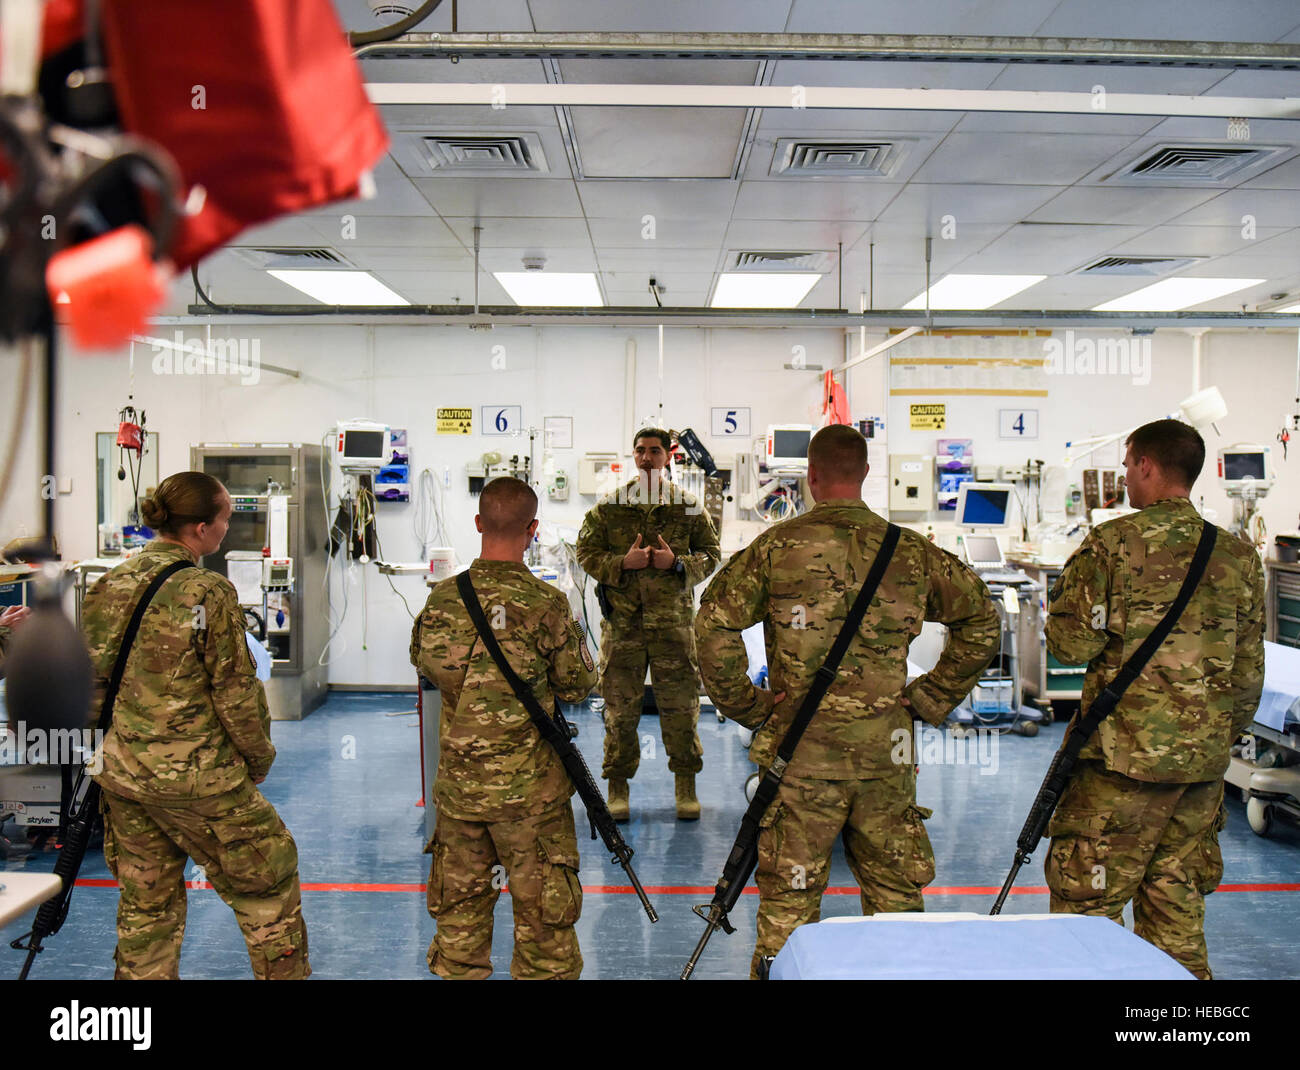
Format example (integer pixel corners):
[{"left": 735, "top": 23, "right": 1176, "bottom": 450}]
[
  {"left": 633, "top": 427, "right": 672, "bottom": 452},
  {"left": 808, "top": 424, "right": 869, "bottom": 484},
  {"left": 479, "top": 476, "right": 538, "bottom": 536},
  {"left": 1126, "top": 419, "right": 1205, "bottom": 488}
]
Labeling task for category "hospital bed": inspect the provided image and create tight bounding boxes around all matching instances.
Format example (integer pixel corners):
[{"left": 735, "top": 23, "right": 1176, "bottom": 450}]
[
  {"left": 1225, "top": 640, "right": 1300, "bottom": 837},
  {"left": 769, "top": 913, "right": 1194, "bottom": 980}
]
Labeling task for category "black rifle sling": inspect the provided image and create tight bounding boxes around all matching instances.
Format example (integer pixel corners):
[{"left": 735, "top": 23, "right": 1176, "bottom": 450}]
[
  {"left": 769, "top": 522, "right": 901, "bottom": 773},
  {"left": 96, "top": 559, "right": 197, "bottom": 735},
  {"left": 456, "top": 570, "right": 570, "bottom": 749},
  {"left": 1069, "top": 519, "right": 1217, "bottom": 742},
  {"left": 708, "top": 523, "right": 901, "bottom": 917}
]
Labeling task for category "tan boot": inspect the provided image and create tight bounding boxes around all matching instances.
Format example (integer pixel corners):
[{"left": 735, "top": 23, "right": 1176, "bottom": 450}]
[
  {"left": 607, "top": 777, "right": 630, "bottom": 823},
  {"left": 675, "top": 774, "right": 701, "bottom": 821}
]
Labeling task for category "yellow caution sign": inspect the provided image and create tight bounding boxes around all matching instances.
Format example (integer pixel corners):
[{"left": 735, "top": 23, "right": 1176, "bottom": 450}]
[
  {"left": 909, "top": 403, "right": 946, "bottom": 430},
  {"left": 437, "top": 407, "right": 473, "bottom": 435}
]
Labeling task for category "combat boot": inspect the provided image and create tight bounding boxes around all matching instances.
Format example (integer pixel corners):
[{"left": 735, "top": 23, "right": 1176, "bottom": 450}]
[
  {"left": 675, "top": 774, "right": 701, "bottom": 820},
  {"left": 607, "top": 777, "right": 630, "bottom": 822}
]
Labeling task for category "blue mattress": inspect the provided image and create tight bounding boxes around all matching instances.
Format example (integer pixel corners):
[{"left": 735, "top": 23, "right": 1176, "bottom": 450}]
[
  {"left": 770, "top": 913, "right": 1194, "bottom": 980},
  {"left": 1256, "top": 641, "right": 1300, "bottom": 734}
]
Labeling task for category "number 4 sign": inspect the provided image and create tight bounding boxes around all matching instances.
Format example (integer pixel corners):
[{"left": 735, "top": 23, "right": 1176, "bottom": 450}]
[{"left": 999, "top": 409, "right": 1039, "bottom": 439}]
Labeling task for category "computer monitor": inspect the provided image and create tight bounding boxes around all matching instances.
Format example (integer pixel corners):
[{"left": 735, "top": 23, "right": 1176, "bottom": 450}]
[
  {"left": 766, "top": 424, "right": 813, "bottom": 470},
  {"left": 338, "top": 422, "right": 390, "bottom": 470},
  {"left": 1217, "top": 444, "right": 1274, "bottom": 493},
  {"left": 955, "top": 482, "right": 1013, "bottom": 530},
  {"left": 963, "top": 534, "right": 1005, "bottom": 570}
]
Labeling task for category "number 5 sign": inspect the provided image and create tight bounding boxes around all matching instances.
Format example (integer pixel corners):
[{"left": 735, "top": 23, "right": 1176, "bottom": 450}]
[
  {"left": 999, "top": 409, "right": 1039, "bottom": 439},
  {"left": 482, "top": 406, "right": 522, "bottom": 435},
  {"left": 711, "top": 407, "right": 751, "bottom": 436}
]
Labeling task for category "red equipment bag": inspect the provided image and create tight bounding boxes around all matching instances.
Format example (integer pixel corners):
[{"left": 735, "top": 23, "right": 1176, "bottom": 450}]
[{"left": 97, "top": 0, "right": 389, "bottom": 269}]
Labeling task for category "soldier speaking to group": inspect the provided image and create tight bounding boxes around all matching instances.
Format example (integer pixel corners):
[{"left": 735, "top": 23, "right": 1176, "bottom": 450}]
[{"left": 577, "top": 428, "right": 721, "bottom": 822}]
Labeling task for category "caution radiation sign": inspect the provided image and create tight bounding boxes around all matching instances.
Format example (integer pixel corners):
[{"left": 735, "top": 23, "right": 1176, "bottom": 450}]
[
  {"left": 909, "top": 403, "right": 946, "bottom": 430},
  {"left": 437, "top": 408, "right": 473, "bottom": 435}
]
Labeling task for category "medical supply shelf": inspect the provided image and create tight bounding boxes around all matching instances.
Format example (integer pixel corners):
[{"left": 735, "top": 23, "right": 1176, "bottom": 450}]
[
  {"left": 1007, "top": 558, "right": 1086, "bottom": 713},
  {"left": 1266, "top": 558, "right": 1300, "bottom": 649}
]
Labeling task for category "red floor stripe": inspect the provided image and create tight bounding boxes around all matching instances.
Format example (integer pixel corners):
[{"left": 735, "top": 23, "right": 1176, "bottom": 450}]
[{"left": 73, "top": 879, "right": 1300, "bottom": 894}]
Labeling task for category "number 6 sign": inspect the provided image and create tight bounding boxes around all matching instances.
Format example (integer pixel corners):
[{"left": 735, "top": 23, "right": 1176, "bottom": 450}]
[{"left": 482, "top": 405, "right": 522, "bottom": 436}]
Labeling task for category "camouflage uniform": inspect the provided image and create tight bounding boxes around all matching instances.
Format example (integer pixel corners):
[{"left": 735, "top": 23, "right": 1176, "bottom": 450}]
[
  {"left": 82, "top": 540, "right": 308, "bottom": 980},
  {"left": 576, "top": 476, "right": 720, "bottom": 779},
  {"left": 695, "top": 500, "right": 1000, "bottom": 975},
  {"left": 410, "top": 558, "right": 598, "bottom": 979},
  {"left": 1044, "top": 497, "right": 1265, "bottom": 979}
]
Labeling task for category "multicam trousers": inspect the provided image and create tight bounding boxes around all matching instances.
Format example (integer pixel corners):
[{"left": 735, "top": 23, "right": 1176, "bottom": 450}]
[
  {"left": 752, "top": 768, "right": 935, "bottom": 977},
  {"left": 599, "top": 620, "right": 703, "bottom": 779},
  {"left": 100, "top": 780, "right": 309, "bottom": 979},
  {"left": 425, "top": 800, "right": 583, "bottom": 980},
  {"left": 1046, "top": 759, "right": 1226, "bottom": 980}
]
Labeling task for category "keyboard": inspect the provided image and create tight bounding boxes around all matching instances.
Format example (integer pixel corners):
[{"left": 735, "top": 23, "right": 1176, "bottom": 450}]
[{"left": 978, "top": 569, "right": 1033, "bottom": 585}]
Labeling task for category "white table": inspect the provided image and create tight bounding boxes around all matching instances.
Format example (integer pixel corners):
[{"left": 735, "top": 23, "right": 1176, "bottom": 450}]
[{"left": 0, "top": 872, "right": 62, "bottom": 928}]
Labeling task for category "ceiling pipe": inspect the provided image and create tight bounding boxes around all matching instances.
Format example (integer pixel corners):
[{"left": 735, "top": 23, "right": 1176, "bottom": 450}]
[
  {"left": 352, "top": 32, "right": 1300, "bottom": 70},
  {"left": 177, "top": 306, "right": 1300, "bottom": 329},
  {"left": 365, "top": 81, "right": 1300, "bottom": 120}
]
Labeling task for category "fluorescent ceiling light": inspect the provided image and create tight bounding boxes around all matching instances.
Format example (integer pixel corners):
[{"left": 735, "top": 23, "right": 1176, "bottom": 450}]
[
  {"left": 1093, "top": 277, "right": 1265, "bottom": 312},
  {"left": 902, "top": 274, "right": 1046, "bottom": 310},
  {"left": 494, "top": 272, "right": 603, "bottom": 307},
  {"left": 268, "top": 270, "right": 409, "bottom": 306},
  {"left": 711, "top": 273, "right": 821, "bottom": 308}
]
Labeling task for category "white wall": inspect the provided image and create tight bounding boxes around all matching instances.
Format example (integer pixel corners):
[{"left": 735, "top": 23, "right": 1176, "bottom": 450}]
[{"left": 0, "top": 322, "right": 1294, "bottom": 687}]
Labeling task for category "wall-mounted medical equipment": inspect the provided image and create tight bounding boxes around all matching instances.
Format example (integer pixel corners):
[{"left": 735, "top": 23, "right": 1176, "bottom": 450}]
[
  {"left": 955, "top": 481, "right": 1012, "bottom": 530},
  {"left": 336, "top": 420, "right": 391, "bottom": 472},
  {"left": 766, "top": 424, "right": 813, "bottom": 473}
]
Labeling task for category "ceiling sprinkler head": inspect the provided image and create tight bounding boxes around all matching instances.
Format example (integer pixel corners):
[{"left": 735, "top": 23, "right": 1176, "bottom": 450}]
[{"left": 368, "top": 1, "right": 415, "bottom": 18}]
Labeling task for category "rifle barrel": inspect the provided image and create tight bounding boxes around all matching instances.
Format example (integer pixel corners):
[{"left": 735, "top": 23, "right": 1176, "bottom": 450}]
[
  {"left": 680, "top": 917, "right": 720, "bottom": 981},
  {"left": 623, "top": 863, "right": 658, "bottom": 923}
]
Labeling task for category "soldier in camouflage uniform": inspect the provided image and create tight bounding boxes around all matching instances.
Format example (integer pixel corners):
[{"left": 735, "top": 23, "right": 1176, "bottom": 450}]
[
  {"left": 1045, "top": 419, "right": 1265, "bottom": 979},
  {"left": 695, "top": 425, "right": 1000, "bottom": 976},
  {"left": 0, "top": 604, "right": 30, "bottom": 678},
  {"left": 412, "top": 477, "right": 598, "bottom": 979},
  {"left": 576, "top": 428, "right": 720, "bottom": 821},
  {"left": 81, "top": 471, "right": 308, "bottom": 980}
]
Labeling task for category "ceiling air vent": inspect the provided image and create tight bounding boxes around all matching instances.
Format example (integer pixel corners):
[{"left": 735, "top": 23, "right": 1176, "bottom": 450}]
[
  {"left": 770, "top": 139, "right": 902, "bottom": 178},
  {"left": 731, "top": 250, "right": 833, "bottom": 272},
  {"left": 229, "top": 248, "right": 352, "bottom": 270},
  {"left": 1107, "top": 143, "right": 1289, "bottom": 185},
  {"left": 1074, "top": 255, "right": 1204, "bottom": 277},
  {"left": 422, "top": 134, "right": 548, "bottom": 174}
]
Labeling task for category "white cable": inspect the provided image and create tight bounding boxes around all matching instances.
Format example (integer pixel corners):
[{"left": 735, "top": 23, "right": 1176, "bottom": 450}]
[{"left": 318, "top": 432, "right": 350, "bottom": 666}]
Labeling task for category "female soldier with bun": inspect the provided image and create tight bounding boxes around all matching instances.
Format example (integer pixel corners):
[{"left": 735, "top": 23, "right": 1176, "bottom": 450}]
[{"left": 82, "top": 471, "right": 309, "bottom": 979}]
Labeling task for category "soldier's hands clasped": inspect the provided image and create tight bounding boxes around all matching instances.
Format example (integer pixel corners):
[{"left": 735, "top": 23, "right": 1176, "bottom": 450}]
[
  {"left": 623, "top": 534, "right": 652, "bottom": 571},
  {"left": 650, "top": 535, "right": 676, "bottom": 570}
]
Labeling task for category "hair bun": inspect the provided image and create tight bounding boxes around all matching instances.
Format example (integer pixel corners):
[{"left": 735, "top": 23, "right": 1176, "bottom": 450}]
[{"left": 140, "top": 497, "right": 169, "bottom": 528}]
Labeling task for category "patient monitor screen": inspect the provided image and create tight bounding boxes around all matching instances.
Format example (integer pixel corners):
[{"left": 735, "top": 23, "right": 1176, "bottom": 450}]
[
  {"left": 1222, "top": 451, "right": 1266, "bottom": 481},
  {"left": 771, "top": 428, "right": 811, "bottom": 460},
  {"left": 959, "top": 486, "right": 1010, "bottom": 526},
  {"left": 343, "top": 429, "right": 386, "bottom": 461},
  {"left": 964, "top": 536, "right": 1002, "bottom": 565}
]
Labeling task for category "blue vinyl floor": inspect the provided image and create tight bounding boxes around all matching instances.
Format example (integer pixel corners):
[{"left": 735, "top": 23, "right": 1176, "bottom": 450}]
[{"left": 3, "top": 691, "right": 1298, "bottom": 980}]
